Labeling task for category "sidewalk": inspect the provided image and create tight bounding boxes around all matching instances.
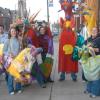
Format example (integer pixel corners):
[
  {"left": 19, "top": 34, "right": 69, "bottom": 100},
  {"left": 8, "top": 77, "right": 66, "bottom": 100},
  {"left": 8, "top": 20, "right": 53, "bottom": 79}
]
[{"left": 0, "top": 42, "right": 100, "bottom": 100}]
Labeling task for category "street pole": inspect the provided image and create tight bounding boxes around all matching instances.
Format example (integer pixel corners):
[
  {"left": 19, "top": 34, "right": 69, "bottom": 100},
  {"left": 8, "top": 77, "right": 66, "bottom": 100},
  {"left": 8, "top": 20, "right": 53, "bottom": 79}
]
[{"left": 47, "top": 0, "right": 49, "bottom": 23}]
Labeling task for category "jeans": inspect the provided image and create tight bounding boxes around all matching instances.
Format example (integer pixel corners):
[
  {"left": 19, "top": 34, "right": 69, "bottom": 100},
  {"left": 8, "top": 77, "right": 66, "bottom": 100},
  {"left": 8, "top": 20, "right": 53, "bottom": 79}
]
[
  {"left": 86, "top": 79, "right": 100, "bottom": 96},
  {"left": 5, "top": 73, "right": 21, "bottom": 93}
]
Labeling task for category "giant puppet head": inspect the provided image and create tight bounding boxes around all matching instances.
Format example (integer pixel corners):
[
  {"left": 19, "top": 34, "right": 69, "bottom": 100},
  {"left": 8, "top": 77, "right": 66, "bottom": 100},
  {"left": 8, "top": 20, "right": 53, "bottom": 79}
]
[
  {"left": 60, "top": 15, "right": 75, "bottom": 30},
  {"left": 59, "top": 0, "right": 73, "bottom": 17},
  {"left": 59, "top": 0, "right": 76, "bottom": 30}
]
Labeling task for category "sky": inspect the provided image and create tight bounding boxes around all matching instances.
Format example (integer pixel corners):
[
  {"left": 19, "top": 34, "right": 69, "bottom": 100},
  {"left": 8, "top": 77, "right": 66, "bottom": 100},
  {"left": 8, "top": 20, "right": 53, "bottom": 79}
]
[{"left": 0, "top": 0, "right": 65, "bottom": 23}]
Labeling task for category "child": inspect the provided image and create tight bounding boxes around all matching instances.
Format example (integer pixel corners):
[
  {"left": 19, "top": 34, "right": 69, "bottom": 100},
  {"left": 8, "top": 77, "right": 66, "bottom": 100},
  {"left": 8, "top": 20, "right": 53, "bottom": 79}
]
[
  {"left": 3, "top": 27, "right": 22, "bottom": 95},
  {"left": 20, "top": 22, "right": 46, "bottom": 88}
]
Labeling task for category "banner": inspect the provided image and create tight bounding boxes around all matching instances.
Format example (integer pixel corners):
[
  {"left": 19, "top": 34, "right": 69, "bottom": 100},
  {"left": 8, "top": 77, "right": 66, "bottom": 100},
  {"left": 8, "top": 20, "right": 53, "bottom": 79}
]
[{"left": 48, "top": 0, "right": 53, "bottom": 7}]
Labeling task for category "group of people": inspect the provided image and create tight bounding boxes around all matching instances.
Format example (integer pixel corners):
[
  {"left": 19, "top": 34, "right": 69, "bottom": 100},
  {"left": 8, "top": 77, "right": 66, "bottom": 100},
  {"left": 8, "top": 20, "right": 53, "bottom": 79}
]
[
  {"left": 59, "top": 20, "right": 100, "bottom": 98},
  {"left": 0, "top": 19, "right": 100, "bottom": 98},
  {"left": 0, "top": 20, "right": 54, "bottom": 95},
  {"left": 58, "top": 0, "right": 100, "bottom": 98}
]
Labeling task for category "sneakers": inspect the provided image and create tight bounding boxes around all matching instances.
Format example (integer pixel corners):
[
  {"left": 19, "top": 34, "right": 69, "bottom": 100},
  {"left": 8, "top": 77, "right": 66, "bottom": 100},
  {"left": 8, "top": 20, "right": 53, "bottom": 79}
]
[
  {"left": 17, "top": 90, "right": 22, "bottom": 94},
  {"left": 84, "top": 91, "right": 97, "bottom": 98},
  {"left": 41, "top": 84, "right": 46, "bottom": 88},
  {"left": 10, "top": 90, "right": 22, "bottom": 95},
  {"left": 47, "top": 78, "right": 54, "bottom": 83},
  {"left": 10, "top": 92, "right": 15, "bottom": 95},
  {"left": 84, "top": 90, "right": 89, "bottom": 94},
  {"left": 90, "top": 94, "right": 96, "bottom": 98}
]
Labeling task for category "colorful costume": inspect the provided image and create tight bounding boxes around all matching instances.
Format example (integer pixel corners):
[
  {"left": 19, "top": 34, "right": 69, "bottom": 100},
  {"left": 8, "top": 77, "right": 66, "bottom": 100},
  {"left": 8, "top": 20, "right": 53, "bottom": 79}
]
[
  {"left": 84, "top": 0, "right": 98, "bottom": 35},
  {"left": 80, "top": 37, "right": 100, "bottom": 97},
  {"left": 38, "top": 27, "right": 54, "bottom": 80},
  {"left": 59, "top": 0, "right": 78, "bottom": 81},
  {"left": 23, "top": 23, "right": 47, "bottom": 86},
  {"left": 6, "top": 47, "right": 43, "bottom": 82},
  {"left": 59, "top": 29, "right": 78, "bottom": 73}
]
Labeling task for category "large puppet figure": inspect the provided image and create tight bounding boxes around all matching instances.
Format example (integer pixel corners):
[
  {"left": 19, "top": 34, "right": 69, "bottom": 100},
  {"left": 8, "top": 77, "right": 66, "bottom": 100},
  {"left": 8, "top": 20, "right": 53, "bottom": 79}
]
[
  {"left": 58, "top": 0, "right": 78, "bottom": 81},
  {"left": 84, "top": 0, "right": 98, "bottom": 35}
]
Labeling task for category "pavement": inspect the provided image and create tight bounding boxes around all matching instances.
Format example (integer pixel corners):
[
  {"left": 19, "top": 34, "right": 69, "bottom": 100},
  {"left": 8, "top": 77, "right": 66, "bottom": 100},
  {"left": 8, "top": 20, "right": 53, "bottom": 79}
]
[{"left": 0, "top": 41, "right": 100, "bottom": 100}]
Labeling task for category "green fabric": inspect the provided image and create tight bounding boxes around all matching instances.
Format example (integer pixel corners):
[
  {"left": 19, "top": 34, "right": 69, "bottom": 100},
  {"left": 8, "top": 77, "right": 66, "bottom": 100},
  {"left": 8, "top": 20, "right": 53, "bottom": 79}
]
[
  {"left": 44, "top": 57, "right": 53, "bottom": 64},
  {"left": 23, "top": 19, "right": 30, "bottom": 25},
  {"left": 39, "top": 57, "right": 53, "bottom": 72},
  {"left": 31, "top": 57, "right": 53, "bottom": 78},
  {"left": 39, "top": 57, "right": 53, "bottom": 77},
  {"left": 31, "top": 64, "right": 37, "bottom": 76},
  {"left": 76, "top": 35, "right": 84, "bottom": 48},
  {"left": 72, "top": 47, "right": 80, "bottom": 60},
  {"left": 72, "top": 34, "right": 84, "bottom": 61},
  {"left": 82, "top": 55, "right": 100, "bottom": 81},
  {"left": 80, "top": 46, "right": 90, "bottom": 63}
]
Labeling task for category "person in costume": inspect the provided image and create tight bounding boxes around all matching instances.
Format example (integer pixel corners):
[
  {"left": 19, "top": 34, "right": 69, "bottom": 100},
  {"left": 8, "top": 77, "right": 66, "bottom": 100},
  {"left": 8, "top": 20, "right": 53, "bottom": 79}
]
[
  {"left": 58, "top": 16, "right": 78, "bottom": 81},
  {"left": 38, "top": 24, "right": 54, "bottom": 83},
  {"left": 6, "top": 45, "right": 46, "bottom": 88},
  {"left": 59, "top": 0, "right": 79, "bottom": 81},
  {"left": 83, "top": 27, "right": 100, "bottom": 98},
  {"left": 21, "top": 19, "right": 46, "bottom": 88},
  {"left": 3, "top": 27, "right": 22, "bottom": 95}
]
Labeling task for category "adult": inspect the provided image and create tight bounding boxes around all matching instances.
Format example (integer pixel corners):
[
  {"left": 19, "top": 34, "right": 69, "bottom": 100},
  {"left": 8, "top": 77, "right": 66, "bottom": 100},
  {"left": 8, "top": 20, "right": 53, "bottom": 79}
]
[
  {"left": 0, "top": 25, "right": 8, "bottom": 44},
  {"left": 58, "top": 24, "right": 78, "bottom": 81},
  {"left": 83, "top": 27, "right": 100, "bottom": 98}
]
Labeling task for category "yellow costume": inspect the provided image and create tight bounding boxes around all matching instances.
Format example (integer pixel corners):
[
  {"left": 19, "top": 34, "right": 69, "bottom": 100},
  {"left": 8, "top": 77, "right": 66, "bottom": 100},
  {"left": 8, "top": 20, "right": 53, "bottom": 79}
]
[{"left": 7, "top": 48, "right": 35, "bottom": 82}]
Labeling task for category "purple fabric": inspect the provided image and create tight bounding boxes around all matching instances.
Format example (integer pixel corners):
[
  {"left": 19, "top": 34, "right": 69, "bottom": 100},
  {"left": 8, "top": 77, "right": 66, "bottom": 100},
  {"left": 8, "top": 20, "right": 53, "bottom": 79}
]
[
  {"left": 0, "top": 68, "right": 5, "bottom": 74},
  {"left": 48, "top": 38, "right": 54, "bottom": 55},
  {"left": 40, "top": 35, "right": 54, "bottom": 55},
  {"left": 27, "top": 37, "right": 33, "bottom": 45},
  {"left": 3, "top": 56, "right": 12, "bottom": 69}
]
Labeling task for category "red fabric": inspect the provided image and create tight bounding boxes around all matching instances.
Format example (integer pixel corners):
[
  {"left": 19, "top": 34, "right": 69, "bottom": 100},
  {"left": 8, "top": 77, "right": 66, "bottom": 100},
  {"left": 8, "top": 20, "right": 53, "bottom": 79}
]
[
  {"left": 58, "top": 29, "right": 78, "bottom": 73},
  {"left": 60, "top": 17, "right": 64, "bottom": 28},
  {"left": 27, "top": 28, "right": 39, "bottom": 47},
  {"left": 61, "top": 2, "right": 73, "bottom": 17},
  {"left": 70, "top": 17, "right": 75, "bottom": 28}
]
